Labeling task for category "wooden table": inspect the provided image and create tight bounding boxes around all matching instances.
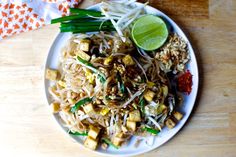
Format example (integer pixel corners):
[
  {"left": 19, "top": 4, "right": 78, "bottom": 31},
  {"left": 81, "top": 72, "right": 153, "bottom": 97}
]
[{"left": 0, "top": 0, "right": 236, "bottom": 157}]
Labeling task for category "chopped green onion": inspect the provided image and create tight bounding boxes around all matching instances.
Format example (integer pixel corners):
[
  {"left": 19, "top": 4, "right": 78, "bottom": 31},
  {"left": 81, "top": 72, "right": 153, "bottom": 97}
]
[
  {"left": 61, "top": 18, "right": 94, "bottom": 24},
  {"left": 76, "top": 56, "right": 106, "bottom": 84},
  {"left": 60, "top": 21, "right": 113, "bottom": 27},
  {"left": 70, "top": 97, "right": 93, "bottom": 113},
  {"left": 116, "top": 72, "right": 126, "bottom": 94},
  {"left": 69, "top": 8, "right": 103, "bottom": 17},
  {"left": 51, "top": 15, "right": 89, "bottom": 24},
  {"left": 77, "top": 56, "right": 97, "bottom": 71},
  {"left": 142, "top": 127, "right": 160, "bottom": 135},
  {"left": 139, "top": 97, "right": 145, "bottom": 113},
  {"left": 52, "top": 9, "right": 103, "bottom": 24},
  {"left": 105, "top": 95, "right": 111, "bottom": 100},
  {"left": 102, "top": 138, "right": 119, "bottom": 149},
  {"left": 60, "top": 25, "right": 114, "bottom": 33},
  {"left": 98, "top": 74, "right": 106, "bottom": 84},
  {"left": 69, "top": 130, "right": 88, "bottom": 136}
]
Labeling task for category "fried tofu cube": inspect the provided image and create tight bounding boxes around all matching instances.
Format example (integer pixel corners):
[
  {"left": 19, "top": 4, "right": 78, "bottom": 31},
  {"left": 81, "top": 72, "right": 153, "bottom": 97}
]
[
  {"left": 113, "top": 137, "right": 122, "bottom": 147},
  {"left": 79, "top": 39, "right": 90, "bottom": 52},
  {"left": 173, "top": 111, "right": 183, "bottom": 121},
  {"left": 76, "top": 50, "right": 90, "bottom": 61},
  {"left": 84, "top": 136, "right": 98, "bottom": 150},
  {"left": 46, "top": 68, "right": 59, "bottom": 81},
  {"left": 126, "top": 121, "right": 136, "bottom": 131},
  {"left": 104, "top": 56, "right": 113, "bottom": 65},
  {"left": 112, "top": 133, "right": 124, "bottom": 147},
  {"left": 156, "top": 104, "right": 167, "bottom": 114},
  {"left": 88, "top": 126, "right": 100, "bottom": 139},
  {"left": 144, "top": 90, "right": 155, "bottom": 102},
  {"left": 122, "top": 55, "right": 135, "bottom": 66},
  {"left": 128, "top": 110, "right": 141, "bottom": 122},
  {"left": 50, "top": 102, "right": 60, "bottom": 113},
  {"left": 83, "top": 103, "right": 94, "bottom": 114},
  {"left": 165, "top": 118, "right": 176, "bottom": 129}
]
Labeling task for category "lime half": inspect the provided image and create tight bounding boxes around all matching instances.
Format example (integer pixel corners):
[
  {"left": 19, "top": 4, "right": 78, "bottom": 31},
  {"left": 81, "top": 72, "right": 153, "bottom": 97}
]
[{"left": 131, "top": 15, "right": 168, "bottom": 51}]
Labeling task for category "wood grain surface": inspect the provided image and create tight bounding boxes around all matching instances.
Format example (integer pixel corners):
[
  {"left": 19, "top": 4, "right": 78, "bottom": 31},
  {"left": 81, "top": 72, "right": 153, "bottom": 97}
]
[{"left": 0, "top": 0, "right": 236, "bottom": 157}]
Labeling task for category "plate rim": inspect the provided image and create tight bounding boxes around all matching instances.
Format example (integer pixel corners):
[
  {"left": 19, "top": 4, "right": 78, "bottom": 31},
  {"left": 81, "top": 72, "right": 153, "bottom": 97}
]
[{"left": 44, "top": 2, "right": 199, "bottom": 157}]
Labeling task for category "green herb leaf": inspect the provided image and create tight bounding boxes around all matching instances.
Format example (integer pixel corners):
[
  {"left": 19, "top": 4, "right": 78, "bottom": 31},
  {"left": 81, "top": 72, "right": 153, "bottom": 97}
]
[
  {"left": 102, "top": 138, "right": 119, "bottom": 149},
  {"left": 70, "top": 97, "right": 93, "bottom": 113}
]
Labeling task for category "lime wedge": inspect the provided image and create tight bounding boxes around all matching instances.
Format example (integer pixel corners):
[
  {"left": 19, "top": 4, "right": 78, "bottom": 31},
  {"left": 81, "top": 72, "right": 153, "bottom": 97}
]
[{"left": 131, "top": 15, "right": 168, "bottom": 51}]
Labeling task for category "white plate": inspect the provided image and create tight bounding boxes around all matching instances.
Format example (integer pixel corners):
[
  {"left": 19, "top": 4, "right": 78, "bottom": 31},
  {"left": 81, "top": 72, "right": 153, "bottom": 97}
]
[{"left": 44, "top": 3, "right": 199, "bottom": 157}]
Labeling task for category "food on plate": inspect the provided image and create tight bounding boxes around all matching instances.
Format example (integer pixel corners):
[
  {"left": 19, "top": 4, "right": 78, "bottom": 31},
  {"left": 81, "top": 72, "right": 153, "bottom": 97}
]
[
  {"left": 47, "top": 0, "right": 192, "bottom": 150},
  {"left": 131, "top": 15, "right": 169, "bottom": 51}
]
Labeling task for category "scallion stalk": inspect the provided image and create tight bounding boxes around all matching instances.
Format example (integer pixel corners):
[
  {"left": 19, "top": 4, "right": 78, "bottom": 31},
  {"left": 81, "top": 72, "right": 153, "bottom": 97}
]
[
  {"left": 69, "top": 8, "right": 103, "bottom": 17},
  {"left": 70, "top": 97, "right": 93, "bottom": 113},
  {"left": 76, "top": 56, "right": 106, "bottom": 83},
  {"left": 68, "top": 130, "right": 88, "bottom": 136},
  {"left": 143, "top": 127, "right": 160, "bottom": 135},
  {"left": 139, "top": 97, "right": 145, "bottom": 113}
]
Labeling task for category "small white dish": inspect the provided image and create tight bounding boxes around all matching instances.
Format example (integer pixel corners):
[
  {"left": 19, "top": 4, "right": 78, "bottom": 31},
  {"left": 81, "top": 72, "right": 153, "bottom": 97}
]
[{"left": 44, "top": 3, "right": 199, "bottom": 157}]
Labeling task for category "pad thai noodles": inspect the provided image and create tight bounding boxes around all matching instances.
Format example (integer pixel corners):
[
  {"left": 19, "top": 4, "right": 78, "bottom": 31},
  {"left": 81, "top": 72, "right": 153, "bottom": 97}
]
[{"left": 46, "top": 0, "right": 192, "bottom": 150}]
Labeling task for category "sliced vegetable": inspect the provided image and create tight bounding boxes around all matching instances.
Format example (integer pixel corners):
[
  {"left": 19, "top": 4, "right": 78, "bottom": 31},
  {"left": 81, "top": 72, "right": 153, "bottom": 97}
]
[
  {"left": 69, "top": 8, "right": 103, "bottom": 17},
  {"left": 69, "top": 130, "right": 88, "bottom": 136},
  {"left": 102, "top": 138, "right": 119, "bottom": 149},
  {"left": 143, "top": 127, "right": 160, "bottom": 135},
  {"left": 60, "top": 25, "right": 114, "bottom": 33},
  {"left": 60, "top": 21, "right": 113, "bottom": 27},
  {"left": 51, "top": 15, "right": 89, "bottom": 24},
  {"left": 70, "top": 97, "right": 93, "bottom": 113},
  {"left": 52, "top": 9, "right": 103, "bottom": 24}
]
